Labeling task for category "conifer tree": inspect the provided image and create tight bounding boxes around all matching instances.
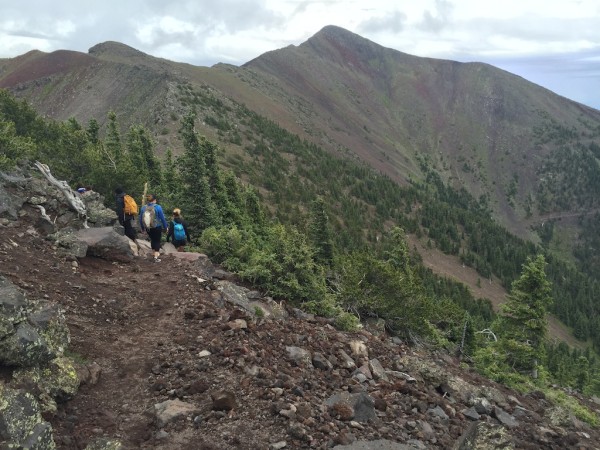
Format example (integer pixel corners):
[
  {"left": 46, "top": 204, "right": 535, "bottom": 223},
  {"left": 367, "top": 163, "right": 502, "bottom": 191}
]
[
  {"left": 86, "top": 118, "right": 99, "bottom": 145},
  {"left": 497, "top": 254, "right": 553, "bottom": 376},
  {"left": 126, "top": 125, "right": 161, "bottom": 190},
  {"left": 178, "top": 111, "right": 219, "bottom": 230},
  {"left": 308, "top": 196, "right": 334, "bottom": 266},
  {"left": 105, "top": 111, "right": 122, "bottom": 164}
]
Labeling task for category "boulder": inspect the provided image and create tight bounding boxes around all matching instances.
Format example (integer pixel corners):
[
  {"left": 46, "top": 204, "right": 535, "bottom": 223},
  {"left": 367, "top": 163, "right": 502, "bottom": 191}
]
[
  {"left": 53, "top": 230, "right": 89, "bottom": 258},
  {"left": 84, "top": 438, "right": 125, "bottom": 450},
  {"left": 333, "top": 439, "right": 414, "bottom": 449},
  {"left": 28, "top": 303, "right": 70, "bottom": 356},
  {"left": 12, "top": 356, "right": 80, "bottom": 411},
  {"left": 452, "top": 422, "right": 513, "bottom": 450},
  {"left": 325, "top": 392, "right": 376, "bottom": 423},
  {"left": 154, "top": 399, "right": 200, "bottom": 427},
  {"left": 0, "top": 275, "right": 28, "bottom": 339},
  {"left": 0, "top": 175, "right": 28, "bottom": 220},
  {"left": 74, "top": 227, "right": 135, "bottom": 262},
  {"left": 82, "top": 191, "right": 118, "bottom": 227},
  {"left": 0, "top": 322, "right": 56, "bottom": 367},
  {"left": 0, "top": 278, "right": 69, "bottom": 367},
  {"left": 0, "top": 384, "right": 56, "bottom": 450}
]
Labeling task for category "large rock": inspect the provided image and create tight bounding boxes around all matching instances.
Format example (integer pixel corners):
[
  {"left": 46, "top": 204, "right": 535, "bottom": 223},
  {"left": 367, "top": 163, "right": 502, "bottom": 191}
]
[
  {"left": 28, "top": 303, "right": 70, "bottom": 356},
  {"left": 74, "top": 227, "right": 135, "bottom": 262},
  {"left": 452, "top": 422, "right": 513, "bottom": 450},
  {"left": 154, "top": 399, "right": 200, "bottom": 427},
  {"left": 85, "top": 438, "right": 125, "bottom": 450},
  {"left": 0, "top": 173, "right": 29, "bottom": 220},
  {"left": 0, "top": 278, "right": 69, "bottom": 367},
  {"left": 52, "top": 230, "right": 89, "bottom": 258},
  {"left": 215, "top": 280, "right": 287, "bottom": 319},
  {"left": 13, "top": 356, "right": 80, "bottom": 412},
  {"left": 81, "top": 191, "right": 118, "bottom": 227},
  {"left": 0, "top": 275, "right": 28, "bottom": 339},
  {"left": 325, "top": 392, "right": 376, "bottom": 423},
  {"left": 0, "top": 322, "right": 57, "bottom": 367},
  {"left": 0, "top": 384, "right": 56, "bottom": 450}
]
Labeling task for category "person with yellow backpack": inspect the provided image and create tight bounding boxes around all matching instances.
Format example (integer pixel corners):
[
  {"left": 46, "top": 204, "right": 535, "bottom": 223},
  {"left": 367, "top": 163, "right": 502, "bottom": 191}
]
[{"left": 114, "top": 187, "right": 138, "bottom": 241}]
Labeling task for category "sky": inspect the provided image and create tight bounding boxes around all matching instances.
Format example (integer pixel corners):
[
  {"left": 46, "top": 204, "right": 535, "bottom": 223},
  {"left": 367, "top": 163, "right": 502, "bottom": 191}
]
[{"left": 1, "top": 0, "right": 600, "bottom": 109}]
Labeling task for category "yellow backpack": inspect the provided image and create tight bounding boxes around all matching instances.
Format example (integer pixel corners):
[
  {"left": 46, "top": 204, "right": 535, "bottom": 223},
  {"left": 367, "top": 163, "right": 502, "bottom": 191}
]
[{"left": 123, "top": 194, "right": 138, "bottom": 215}]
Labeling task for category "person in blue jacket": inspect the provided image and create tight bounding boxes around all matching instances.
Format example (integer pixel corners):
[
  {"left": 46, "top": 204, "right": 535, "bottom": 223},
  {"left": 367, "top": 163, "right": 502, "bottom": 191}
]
[{"left": 139, "top": 194, "right": 168, "bottom": 262}]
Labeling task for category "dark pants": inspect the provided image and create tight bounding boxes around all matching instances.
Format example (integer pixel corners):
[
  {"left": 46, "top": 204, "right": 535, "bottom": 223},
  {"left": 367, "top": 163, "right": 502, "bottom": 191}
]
[
  {"left": 123, "top": 216, "right": 137, "bottom": 241},
  {"left": 173, "top": 239, "right": 187, "bottom": 252},
  {"left": 147, "top": 227, "right": 162, "bottom": 251}
]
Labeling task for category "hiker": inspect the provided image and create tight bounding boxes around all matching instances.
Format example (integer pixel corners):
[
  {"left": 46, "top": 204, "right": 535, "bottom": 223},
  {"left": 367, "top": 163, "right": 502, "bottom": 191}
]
[
  {"left": 139, "top": 194, "right": 168, "bottom": 262},
  {"left": 166, "top": 208, "right": 191, "bottom": 252},
  {"left": 114, "top": 187, "right": 138, "bottom": 241}
]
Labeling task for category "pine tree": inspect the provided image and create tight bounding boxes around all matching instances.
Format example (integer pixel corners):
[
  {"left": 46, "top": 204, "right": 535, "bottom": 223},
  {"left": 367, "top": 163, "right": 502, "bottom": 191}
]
[
  {"left": 497, "top": 254, "right": 553, "bottom": 376},
  {"left": 86, "top": 118, "right": 99, "bottom": 145},
  {"left": 308, "top": 196, "right": 334, "bottom": 266},
  {"left": 105, "top": 111, "right": 122, "bottom": 163},
  {"left": 126, "top": 125, "right": 161, "bottom": 190},
  {"left": 178, "top": 111, "right": 219, "bottom": 231}
]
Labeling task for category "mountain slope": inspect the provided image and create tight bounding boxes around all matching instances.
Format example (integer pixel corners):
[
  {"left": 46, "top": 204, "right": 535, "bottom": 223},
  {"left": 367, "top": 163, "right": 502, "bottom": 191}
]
[
  {"left": 0, "top": 45, "right": 171, "bottom": 132},
  {"left": 238, "top": 26, "right": 600, "bottom": 234},
  {"left": 2, "top": 26, "right": 600, "bottom": 237}
]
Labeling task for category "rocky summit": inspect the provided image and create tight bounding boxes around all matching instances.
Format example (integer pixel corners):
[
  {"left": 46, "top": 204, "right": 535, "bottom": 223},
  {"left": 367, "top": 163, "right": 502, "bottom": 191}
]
[{"left": 1, "top": 166, "right": 599, "bottom": 449}]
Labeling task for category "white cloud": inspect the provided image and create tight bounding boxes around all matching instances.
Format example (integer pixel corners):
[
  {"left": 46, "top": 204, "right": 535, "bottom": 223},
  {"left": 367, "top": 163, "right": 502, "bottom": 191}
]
[{"left": 0, "top": 0, "right": 600, "bottom": 107}]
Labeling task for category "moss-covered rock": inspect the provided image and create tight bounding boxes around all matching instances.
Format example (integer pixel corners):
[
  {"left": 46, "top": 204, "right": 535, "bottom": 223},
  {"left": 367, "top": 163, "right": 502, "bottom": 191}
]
[
  {"left": 0, "top": 275, "right": 28, "bottom": 339},
  {"left": 28, "top": 303, "right": 70, "bottom": 356},
  {"left": 0, "top": 383, "right": 56, "bottom": 449},
  {"left": 0, "top": 278, "right": 69, "bottom": 368},
  {"left": 12, "top": 356, "right": 80, "bottom": 413},
  {"left": 0, "top": 322, "right": 55, "bottom": 367}
]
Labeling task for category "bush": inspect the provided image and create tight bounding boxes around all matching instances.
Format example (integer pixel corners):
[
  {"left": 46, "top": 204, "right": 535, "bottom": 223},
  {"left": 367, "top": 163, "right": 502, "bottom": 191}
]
[
  {"left": 200, "top": 223, "right": 327, "bottom": 304},
  {"left": 334, "top": 311, "right": 360, "bottom": 331}
]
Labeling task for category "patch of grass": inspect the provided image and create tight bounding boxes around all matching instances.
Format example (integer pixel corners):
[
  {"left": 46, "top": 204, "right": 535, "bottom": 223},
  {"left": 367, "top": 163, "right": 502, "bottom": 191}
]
[
  {"left": 254, "top": 306, "right": 265, "bottom": 318},
  {"left": 544, "top": 388, "right": 600, "bottom": 427}
]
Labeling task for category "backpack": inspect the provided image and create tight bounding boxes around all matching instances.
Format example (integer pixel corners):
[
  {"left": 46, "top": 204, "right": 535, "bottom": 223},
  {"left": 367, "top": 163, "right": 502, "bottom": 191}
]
[
  {"left": 123, "top": 194, "right": 138, "bottom": 216},
  {"left": 173, "top": 222, "right": 186, "bottom": 241},
  {"left": 143, "top": 204, "right": 158, "bottom": 229}
]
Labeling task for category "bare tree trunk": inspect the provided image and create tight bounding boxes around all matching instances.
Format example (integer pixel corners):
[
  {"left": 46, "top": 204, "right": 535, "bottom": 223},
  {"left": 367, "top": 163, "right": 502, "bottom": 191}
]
[
  {"left": 141, "top": 182, "right": 148, "bottom": 208},
  {"left": 34, "top": 161, "right": 88, "bottom": 228}
]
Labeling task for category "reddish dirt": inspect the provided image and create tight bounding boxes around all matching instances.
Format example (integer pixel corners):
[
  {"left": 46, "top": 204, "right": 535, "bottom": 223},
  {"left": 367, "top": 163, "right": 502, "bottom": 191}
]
[{"left": 2, "top": 221, "right": 600, "bottom": 450}]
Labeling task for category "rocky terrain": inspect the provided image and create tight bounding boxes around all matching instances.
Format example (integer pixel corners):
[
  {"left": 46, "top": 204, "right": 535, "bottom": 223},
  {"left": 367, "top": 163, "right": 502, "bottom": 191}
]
[{"left": 1, "top": 166, "right": 600, "bottom": 449}]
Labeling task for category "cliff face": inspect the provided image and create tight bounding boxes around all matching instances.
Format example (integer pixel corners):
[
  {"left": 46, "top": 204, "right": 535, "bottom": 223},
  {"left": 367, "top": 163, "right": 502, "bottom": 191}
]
[{"left": 1, "top": 165, "right": 599, "bottom": 449}]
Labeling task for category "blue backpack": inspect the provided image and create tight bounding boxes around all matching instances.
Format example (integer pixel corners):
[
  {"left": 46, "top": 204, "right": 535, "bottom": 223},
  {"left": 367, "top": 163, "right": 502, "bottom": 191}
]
[{"left": 173, "top": 222, "right": 186, "bottom": 241}]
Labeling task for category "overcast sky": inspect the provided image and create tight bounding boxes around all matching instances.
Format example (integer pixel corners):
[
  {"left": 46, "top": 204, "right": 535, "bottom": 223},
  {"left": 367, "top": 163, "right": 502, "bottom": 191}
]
[{"left": 2, "top": 0, "right": 600, "bottom": 109}]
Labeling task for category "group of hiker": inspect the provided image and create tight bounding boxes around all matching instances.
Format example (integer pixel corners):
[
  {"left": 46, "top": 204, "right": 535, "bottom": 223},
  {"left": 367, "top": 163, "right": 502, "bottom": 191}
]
[{"left": 114, "top": 187, "right": 191, "bottom": 262}]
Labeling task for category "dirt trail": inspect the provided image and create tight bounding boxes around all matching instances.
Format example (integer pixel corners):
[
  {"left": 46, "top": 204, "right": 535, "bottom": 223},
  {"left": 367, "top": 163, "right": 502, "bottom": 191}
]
[{"left": 3, "top": 224, "right": 600, "bottom": 450}]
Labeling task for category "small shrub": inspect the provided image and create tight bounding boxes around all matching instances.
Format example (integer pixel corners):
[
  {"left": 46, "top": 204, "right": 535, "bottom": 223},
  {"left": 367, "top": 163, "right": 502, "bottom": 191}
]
[
  {"left": 254, "top": 306, "right": 265, "bottom": 318},
  {"left": 334, "top": 311, "right": 360, "bottom": 331}
]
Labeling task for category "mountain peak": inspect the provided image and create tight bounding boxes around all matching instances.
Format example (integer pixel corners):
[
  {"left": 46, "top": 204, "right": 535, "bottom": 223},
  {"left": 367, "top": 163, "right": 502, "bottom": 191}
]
[
  {"left": 309, "top": 25, "right": 371, "bottom": 47},
  {"left": 88, "top": 41, "right": 149, "bottom": 59}
]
